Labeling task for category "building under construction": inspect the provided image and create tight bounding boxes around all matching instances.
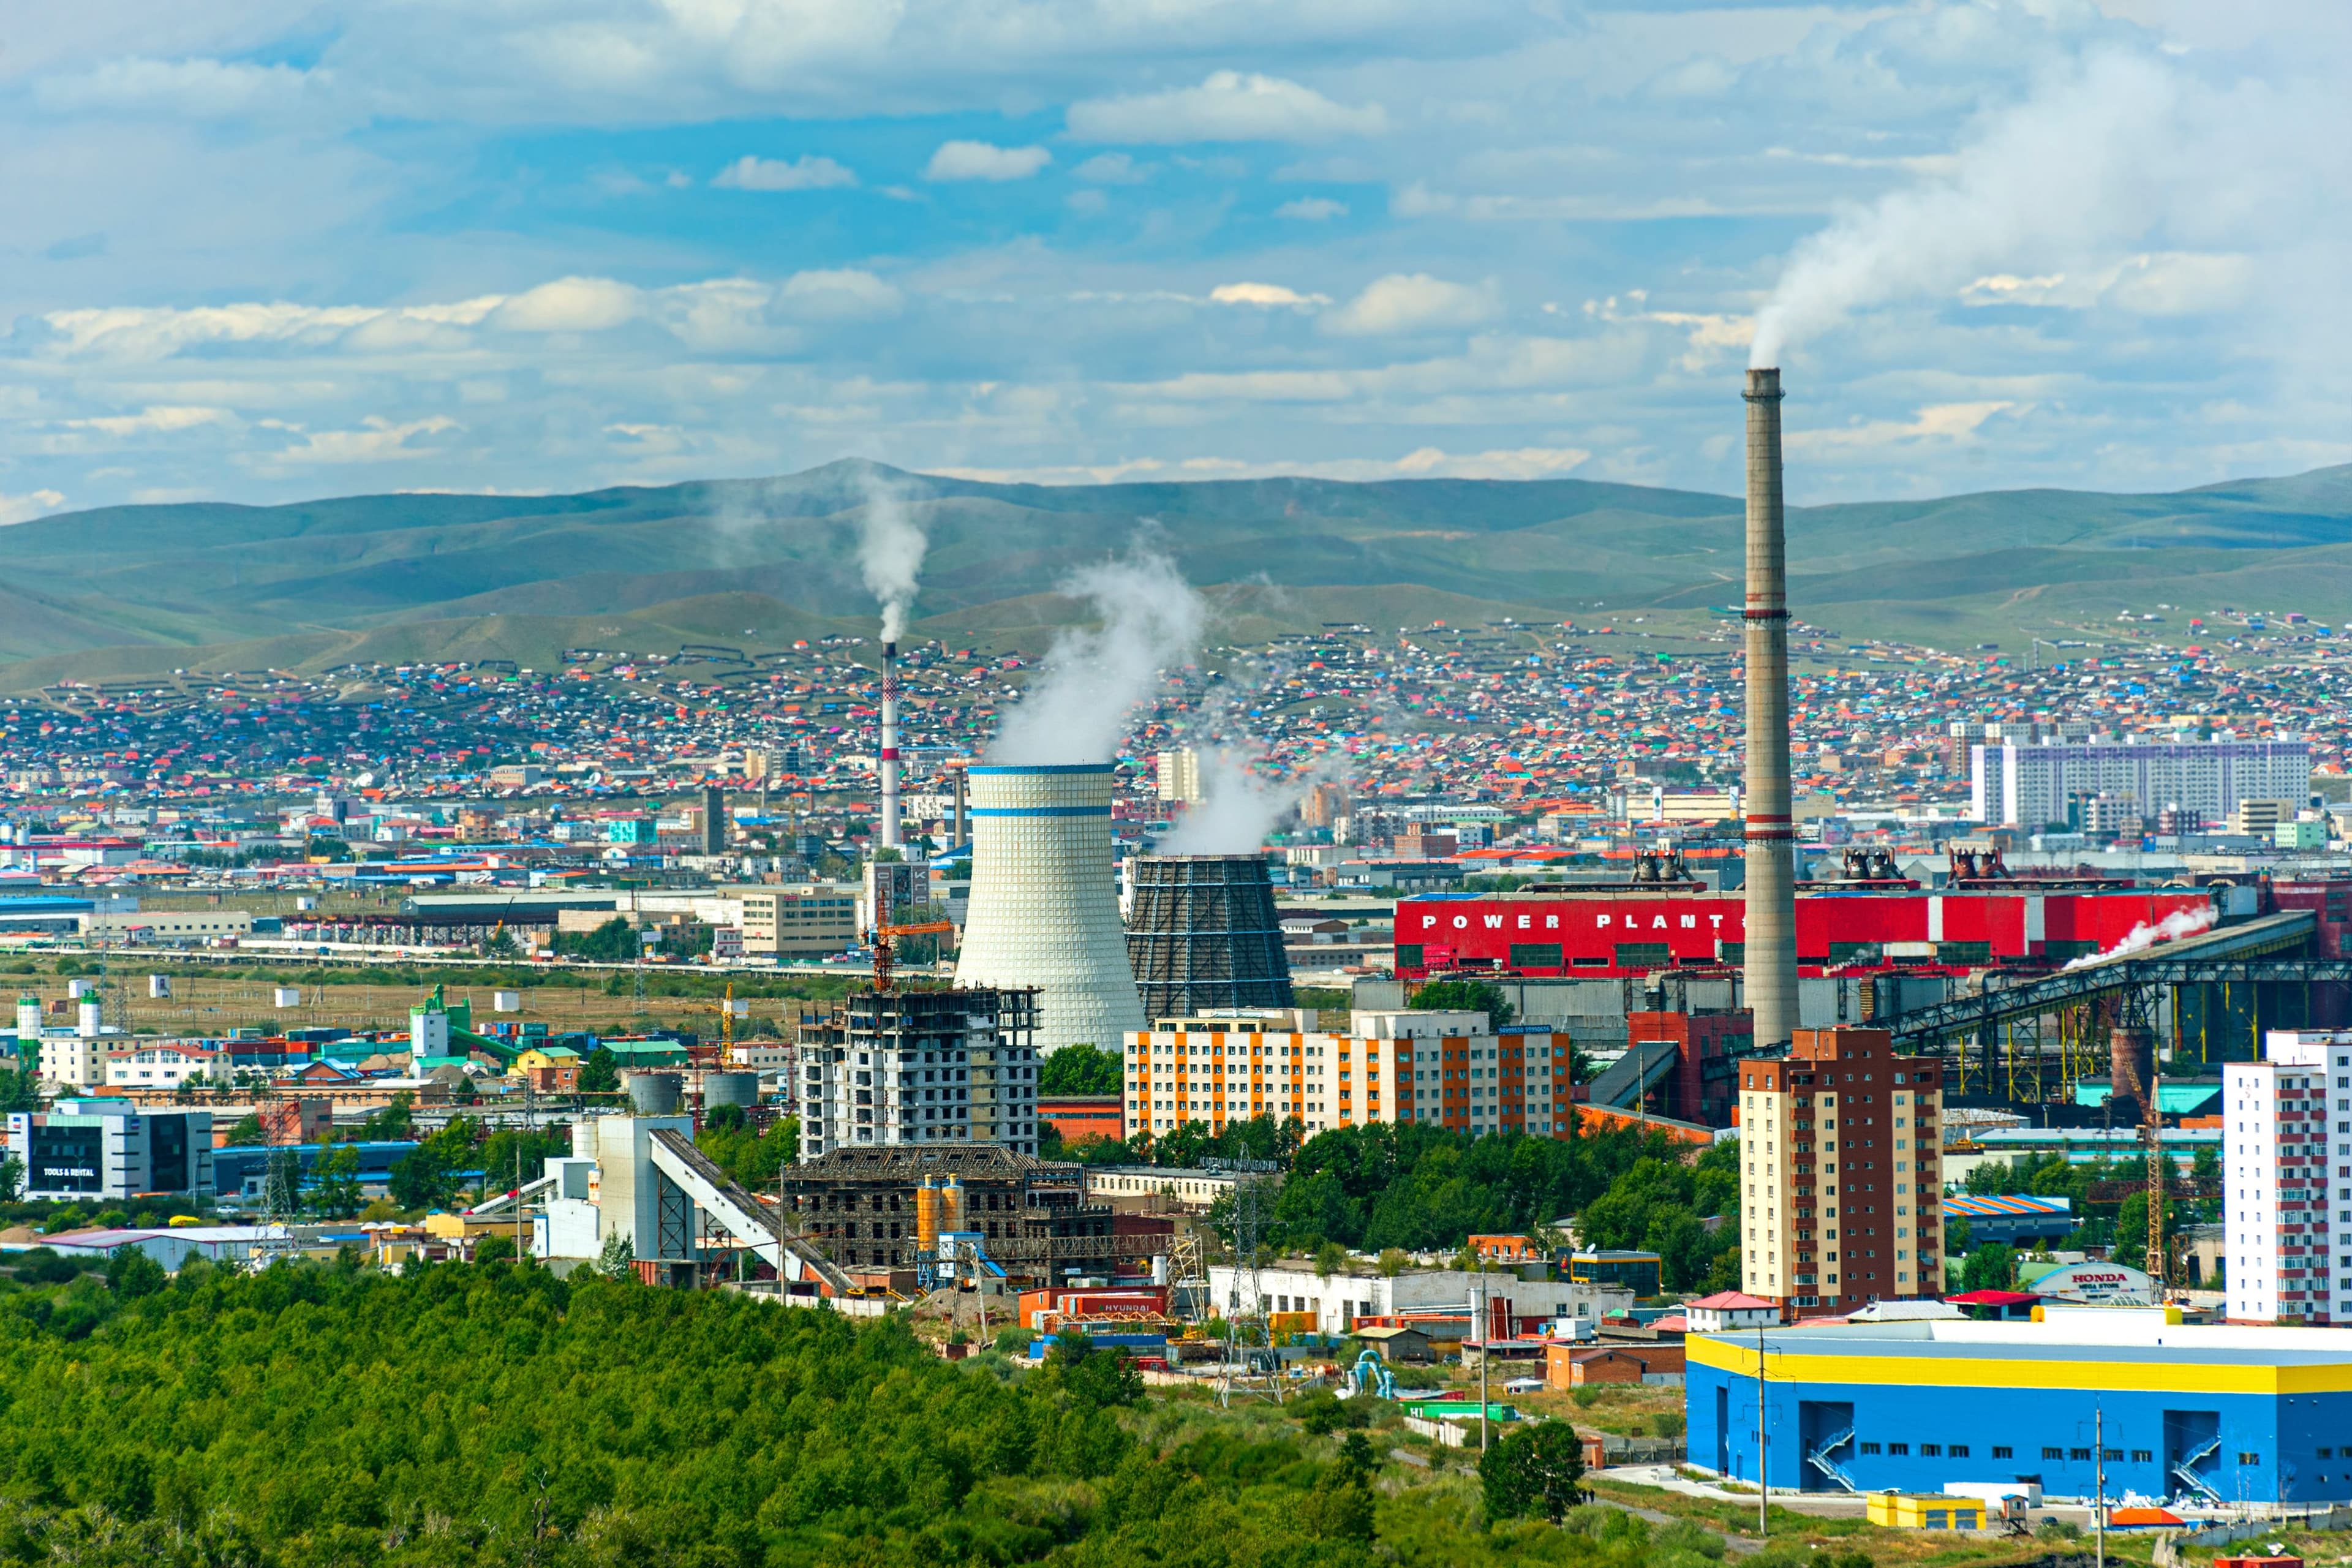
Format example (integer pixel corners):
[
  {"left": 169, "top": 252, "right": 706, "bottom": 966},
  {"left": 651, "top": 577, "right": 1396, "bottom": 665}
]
[
  {"left": 797, "top": 987, "right": 1042, "bottom": 1160},
  {"left": 782, "top": 1142, "right": 1169, "bottom": 1286},
  {"left": 1125, "top": 853, "right": 1294, "bottom": 1020}
]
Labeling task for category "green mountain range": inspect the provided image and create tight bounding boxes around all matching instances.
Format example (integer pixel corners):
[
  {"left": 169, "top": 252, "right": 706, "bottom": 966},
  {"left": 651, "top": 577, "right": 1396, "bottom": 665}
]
[{"left": 5, "top": 458, "right": 2350, "bottom": 688}]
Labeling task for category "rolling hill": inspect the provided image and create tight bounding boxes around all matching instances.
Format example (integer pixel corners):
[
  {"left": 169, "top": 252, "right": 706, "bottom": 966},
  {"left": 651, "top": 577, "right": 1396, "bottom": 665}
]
[{"left": 4, "top": 459, "right": 2351, "bottom": 688}]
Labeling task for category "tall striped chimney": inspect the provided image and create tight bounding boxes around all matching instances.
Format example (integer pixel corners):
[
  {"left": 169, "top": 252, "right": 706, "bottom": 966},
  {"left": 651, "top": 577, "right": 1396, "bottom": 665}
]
[
  {"left": 1743, "top": 367, "right": 1798, "bottom": 1049},
  {"left": 879, "top": 640, "right": 901, "bottom": 850}
]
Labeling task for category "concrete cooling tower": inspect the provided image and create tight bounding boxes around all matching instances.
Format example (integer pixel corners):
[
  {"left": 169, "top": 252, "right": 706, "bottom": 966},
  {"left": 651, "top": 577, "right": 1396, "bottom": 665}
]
[
  {"left": 954, "top": 764, "right": 1145, "bottom": 1052},
  {"left": 1126, "top": 854, "right": 1294, "bottom": 1021}
]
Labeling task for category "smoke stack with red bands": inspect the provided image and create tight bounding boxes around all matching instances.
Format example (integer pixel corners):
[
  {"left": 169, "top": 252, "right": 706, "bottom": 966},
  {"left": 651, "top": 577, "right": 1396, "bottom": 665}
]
[
  {"left": 880, "top": 639, "right": 901, "bottom": 850},
  {"left": 1743, "top": 367, "right": 1798, "bottom": 1049}
]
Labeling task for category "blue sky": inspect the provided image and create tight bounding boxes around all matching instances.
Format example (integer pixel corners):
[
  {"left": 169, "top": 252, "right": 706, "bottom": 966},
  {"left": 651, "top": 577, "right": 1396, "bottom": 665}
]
[{"left": 2, "top": 0, "right": 2347, "bottom": 522}]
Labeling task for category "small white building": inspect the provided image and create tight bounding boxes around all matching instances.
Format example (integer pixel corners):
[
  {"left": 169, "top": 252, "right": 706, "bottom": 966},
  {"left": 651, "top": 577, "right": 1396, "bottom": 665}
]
[
  {"left": 106, "top": 1042, "right": 224, "bottom": 1089},
  {"left": 1683, "top": 1291, "right": 1782, "bottom": 1333},
  {"left": 1204, "top": 1262, "right": 1630, "bottom": 1338},
  {"left": 2225, "top": 1029, "right": 2352, "bottom": 1325}
]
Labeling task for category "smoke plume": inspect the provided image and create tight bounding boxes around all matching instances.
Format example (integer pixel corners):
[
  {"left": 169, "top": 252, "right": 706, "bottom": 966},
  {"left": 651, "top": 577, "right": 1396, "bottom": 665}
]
[
  {"left": 989, "top": 546, "right": 1207, "bottom": 764},
  {"left": 2063, "top": 904, "right": 2215, "bottom": 971},
  {"left": 1158, "top": 748, "right": 1297, "bottom": 856},
  {"left": 856, "top": 470, "right": 927, "bottom": 643},
  {"left": 1749, "top": 48, "right": 2327, "bottom": 366}
]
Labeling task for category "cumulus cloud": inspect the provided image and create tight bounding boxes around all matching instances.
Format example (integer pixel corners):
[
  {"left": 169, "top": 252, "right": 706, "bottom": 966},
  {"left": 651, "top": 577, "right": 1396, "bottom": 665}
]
[
  {"left": 1275, "top": 197, "right": 1346, "bottom": 221},
  {"left": 776, "top": 268, "right": 903, "bottom": 319},
  {"left": 34, "top": 57, "right": 322, "bottom": 119},
  {"left": 63, "top": 405, "right": 236, "bottom": 436},
  {"left": 1787, "top": 401, "right": 2018, "bottom": 454},
  {"left": 262, "top": 415, "right": 460, "bottom": 466},
  {"left": 1072, "top": 153, "right": 1148, "bottom": 184},
  {"left": 0, "top": 489, "right": 69, "bottom": 527},
  {"left": 492, "top": 276, "right": 643, "bottom": 332},
  {"left": 1209, "top": 282, "right": 1329, "bottom": 308},
  {"left": 712, "top": 154, "right": 858, "bottom": 190},
  {"left": 923, "top": 140, "right": 1051, "bottom": 181},
  {"left": 933, "top": 445, "right": 1592, "bottom": 485},
  {"left": 1322, "top": 273, "right": 1501, "bottom": 335},
  {"left": 1068, "top": 71, "right": 1387, "bottom": 144}
]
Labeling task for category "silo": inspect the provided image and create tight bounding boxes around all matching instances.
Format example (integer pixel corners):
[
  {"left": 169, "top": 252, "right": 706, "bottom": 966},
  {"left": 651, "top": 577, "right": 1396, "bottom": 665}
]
[
  {"left": 1126, "top": 854, "right": 1294, "bottom": 1021},
  {"left": 702, "top": 1071, "right": 759, "bottom": 1109},
  {"left": 954, "top": 764, "right": 1145, "bottom": 1052},
  {"left": 916, "top": 1175, "right": 943, "bottom": 1252},
  {"left": 628, "top": 1071, "right": 683, "bottom": 1114},
  {"left": 76, "top": 1000, "right": 101, "bottom": 1038},
  {"left": 14, "top": 995, "right": 39, "bottom": 1047}
]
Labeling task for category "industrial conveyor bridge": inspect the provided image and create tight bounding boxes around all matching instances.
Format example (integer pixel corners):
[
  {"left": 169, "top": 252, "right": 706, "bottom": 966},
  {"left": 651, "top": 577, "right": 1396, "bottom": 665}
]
[{"left": 647, "top": 1129, "right": 858, "bottom": 1295}]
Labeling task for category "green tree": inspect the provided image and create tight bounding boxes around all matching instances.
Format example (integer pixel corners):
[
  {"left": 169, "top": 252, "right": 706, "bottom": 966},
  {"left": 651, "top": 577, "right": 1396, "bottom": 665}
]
[
  {"left": 557, "top": 917, "right": 643, "bottom": 963},
  {"left": 106, "top": 1245, "right": 167, "bottom": 1299},
  {"left": 1039, "top": 1044, "right": 1123, "bottom": 1095},
  {"left": 595, "top": 1229, "right": 635, "bottom": 1279},
  {"left": 223, "top": 1114, "right": 267, "bottom": 1147},
  {"left": 0, "top": 1155, "right": 21, "bottom": 1204},
  {"left": 1409, "top": 978, "right": 1515, "bottom": 1027},
  {"left": 1945, "top": 1216, "right": 1973, "bottom": 1254},
  {"left": 578, "top": 1046, "right": 620, "bottom": 1095},
  {"left": 1961, "top": 1243, "right": 2018, "bottom": 1294},
  {"left": 312, "top": 1145, "right": 363, "bottom": 1219},
  {"left": 0, "top": 1064, "right": 40, "bottom": 1114},
  {"left": 474, "top": 1232, "right": 518, "bottom": 1265},
  {"left": 1481, "top": 1420, "right": 1586, "bottom": 1523}
]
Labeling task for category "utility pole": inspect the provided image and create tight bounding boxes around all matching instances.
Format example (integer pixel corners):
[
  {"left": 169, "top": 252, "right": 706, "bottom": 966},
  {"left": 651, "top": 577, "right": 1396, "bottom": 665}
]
[
  {"left": 1477, "top": 1281, "right": 1490, "bottom": 1452},
  {"left": 2094, "top": 1406, "right": 2106, "bottom": 1568},
  {"left": 1756, "top": 1319, "right": 1769, "bottom": 1538}
]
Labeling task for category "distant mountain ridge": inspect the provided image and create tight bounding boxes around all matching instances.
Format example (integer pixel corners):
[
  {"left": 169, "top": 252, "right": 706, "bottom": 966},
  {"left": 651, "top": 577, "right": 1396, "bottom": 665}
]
[{"left": 5, "top": 458, "right": 2351, "bottom": 688}]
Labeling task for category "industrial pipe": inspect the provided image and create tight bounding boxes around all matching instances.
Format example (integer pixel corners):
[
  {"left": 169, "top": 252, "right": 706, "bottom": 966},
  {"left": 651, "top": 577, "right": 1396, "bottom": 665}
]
[{"left": 1743, "top": 366, "right": 1798, "bottom": 1050}]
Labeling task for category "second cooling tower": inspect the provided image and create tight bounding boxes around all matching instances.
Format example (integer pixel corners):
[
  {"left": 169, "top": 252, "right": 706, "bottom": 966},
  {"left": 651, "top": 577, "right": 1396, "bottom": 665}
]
[
  {"left": 954, "top": 763, "right": 1145, "bottom": 1052},
  {"left": 1126, "top": 854, "right": 1294, "bottom": 1020}
]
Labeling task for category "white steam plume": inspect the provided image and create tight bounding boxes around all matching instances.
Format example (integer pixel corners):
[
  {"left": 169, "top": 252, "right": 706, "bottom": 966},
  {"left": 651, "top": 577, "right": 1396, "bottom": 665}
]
[
  {"left": 1749, "top": 48, "right": 2333, "bottom": 367},
  {"left": 856, "top": 470, "right": 927, "bottom": 643},
  {"left": 2063, "top": 904, "right": 2215, "bottom": 971},
  {"left": 989, "top": 546, "right": 1207, "bottom": 764},
  {"left": 1158, "top": 748, "right": 1296, "bottom": 856}
]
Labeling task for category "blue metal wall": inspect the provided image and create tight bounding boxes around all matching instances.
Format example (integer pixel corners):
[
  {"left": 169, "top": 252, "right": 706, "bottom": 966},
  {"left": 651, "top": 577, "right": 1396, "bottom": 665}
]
[{"left": 1687, "top": 1359, "right": 2352, "bottom": 1506}]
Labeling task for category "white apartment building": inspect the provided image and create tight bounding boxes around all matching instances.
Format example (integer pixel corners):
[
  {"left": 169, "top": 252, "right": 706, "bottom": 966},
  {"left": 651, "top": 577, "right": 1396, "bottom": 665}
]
[
  {"left": 106, "top": 1043, "right": 223, "bottom": 1089},
  {"left": 39, "top": 1033, "right": 106, "bottom": 1090},
  {"left": 1123, "top": 1009, "right": 1577, "bottom": 1140},
  {"left": 1972, "top": 737, "right": 2310, "bottom": 829},
  {"left": 797, "top": 989, "right": 1038, "bottom": 1160},
  {"left": 2224, "top": 1030, "right": 2352, "bottom": 1325},
  {"left": 1155, "top": 748, "right": 1204, "bottom": 805}
]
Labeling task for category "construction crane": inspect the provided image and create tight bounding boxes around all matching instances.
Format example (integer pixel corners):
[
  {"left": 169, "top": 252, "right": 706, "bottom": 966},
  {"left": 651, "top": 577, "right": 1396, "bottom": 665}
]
[
  {"left": 872, "top": 921, "right": 954, "bottom": 993},
  {"left": 2144, "top": 1052, "right": 2168, "bottom": 1295},
  {"left": 673, "top": 981, "right": 750, "bottom": 1068}
]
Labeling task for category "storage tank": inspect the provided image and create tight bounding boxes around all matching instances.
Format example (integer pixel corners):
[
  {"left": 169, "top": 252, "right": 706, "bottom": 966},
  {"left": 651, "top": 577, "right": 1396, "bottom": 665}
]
[
  {"left": 1125, "top": 854, "right": 1294, "bottom": 1020},
  {"left": 15, "top": 995, "right": 39, "bottom": 1046},
  {"left": 76, "top": 1000, "right": 101, "bottom": 1038},
  {"left": 916, "top": 1175, "right": 943, "bottom": 1252},
  {"left": 954, "top": 764, "right": 1145, "bottom": 1052},
  {"left": 941, "top": 1174, "right": 965, "bottom": 1234},
  {"left": 627, "top": 1071, "right": 683, "bottom": 1114},
  {"left": 702, "top": 1071, "right": 758, "bottom": 1109}
]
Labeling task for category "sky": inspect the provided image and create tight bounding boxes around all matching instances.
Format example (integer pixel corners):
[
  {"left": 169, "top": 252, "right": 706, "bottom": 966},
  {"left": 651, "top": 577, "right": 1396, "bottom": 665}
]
[{"left": 3, "top": 0, "right": 2348, "bottom": 525}]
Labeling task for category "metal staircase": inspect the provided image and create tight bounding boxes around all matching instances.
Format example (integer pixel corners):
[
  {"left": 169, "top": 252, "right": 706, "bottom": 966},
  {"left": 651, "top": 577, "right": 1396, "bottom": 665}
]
[
  {"left": 1806, "top": 1428, "right": 1860, "bottom": 1493},
  {"left": 2171, "top": 1434, "right": 2225, "bottom": 1504}
]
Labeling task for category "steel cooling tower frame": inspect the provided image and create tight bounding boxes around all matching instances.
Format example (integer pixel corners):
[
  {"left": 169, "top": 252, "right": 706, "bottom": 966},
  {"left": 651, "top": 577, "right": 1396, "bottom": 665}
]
[
  {"left": 953, "top": 763, "right": 1147, "bottom": 1053},
  {"left": 1125, "top": 854, "right": 1295, "bottom": 1021}
]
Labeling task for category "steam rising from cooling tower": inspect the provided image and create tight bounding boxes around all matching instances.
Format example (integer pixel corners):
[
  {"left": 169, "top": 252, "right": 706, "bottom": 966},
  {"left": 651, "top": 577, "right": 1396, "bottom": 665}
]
[
  {"left": 1158, "top": 747, "right": 1296, "bottom": 856},
  {"left": 1742, "top": 366, "right": 1798, "bottom": 1050},
  {"left": 989, "top": 547, "right": 1205, "bottom": 765}
]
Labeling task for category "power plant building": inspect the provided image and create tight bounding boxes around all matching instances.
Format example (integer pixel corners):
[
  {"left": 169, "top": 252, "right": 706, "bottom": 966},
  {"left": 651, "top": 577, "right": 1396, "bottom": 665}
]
[
  {"left": 953, "top": 764, "right": 1146, "bottom": 1052},
  {"left": 797, "top": 987, "right": 1042, "bottom": 1159},
  {"left": 1126, "top": 854, "right": 1294, "bottom": 1019},
  {"left": 1972, "top": 737, "right": 2310, "bottom": 829},
  {"left": 1687, "top": 1314, "right": 2352, "bottom": 1506}
]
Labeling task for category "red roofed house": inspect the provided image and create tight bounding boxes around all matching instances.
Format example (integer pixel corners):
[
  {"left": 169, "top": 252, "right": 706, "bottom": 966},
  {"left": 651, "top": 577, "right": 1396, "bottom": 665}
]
[{"left": 1683, "top": 1292, "right": 1782, "bottom": 1333}]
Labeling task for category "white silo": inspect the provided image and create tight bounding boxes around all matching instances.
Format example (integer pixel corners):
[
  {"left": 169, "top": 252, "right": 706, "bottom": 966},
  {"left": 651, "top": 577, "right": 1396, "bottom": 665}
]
[
  {"left": 77, "top": 999, "right": 102, "bottom": 1038},
  {"left": 954, "top": 763, "right": 1145, "bottom": 1052},
  {"left": 14, "top": 995, "right": 39, "bottom": 1049}
]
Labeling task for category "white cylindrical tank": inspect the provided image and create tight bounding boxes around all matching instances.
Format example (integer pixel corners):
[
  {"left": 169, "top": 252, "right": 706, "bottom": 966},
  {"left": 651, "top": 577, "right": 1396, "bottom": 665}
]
[
  {"left": 14, "top": 996, "right": 39, "bottom": 1044},
  {"left": 67, "top": 978, "right": 94, "bottom": 1000},
  {"left": 77, "top": 1000, "right": 101, "bottom": 1038},
  {"left": 954, "top": 764, "right": 1145, "bottom": 1053}
]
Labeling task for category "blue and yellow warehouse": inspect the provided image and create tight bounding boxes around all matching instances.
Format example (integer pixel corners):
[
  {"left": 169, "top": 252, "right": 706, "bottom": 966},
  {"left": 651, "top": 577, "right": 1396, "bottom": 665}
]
[{"left": 1687, "top": 1316, "right": 2352, "bottom": 1506}]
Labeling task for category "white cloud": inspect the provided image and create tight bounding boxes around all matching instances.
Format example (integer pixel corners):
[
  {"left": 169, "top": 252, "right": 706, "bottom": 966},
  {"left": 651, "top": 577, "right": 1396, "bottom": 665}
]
[
  {"left": 1209, "top": 282, "right": 1330, "bottom": 308},
  {"left": 63, "top": 405, "right": 236, "bottom": 436},
  {"left": 34, "top": 57, "right": 321, "bottom": 119},
  {"left": 491, "top": 277, "right": 643, "bottom": 332},
  {"left": 262, "top": 415, "right": 461, "bottom": 466},
  {"left": 1322, "top": 273, "right": 1501, "bottom": 336},
  {"left": 712, "top": 154, "right": 858, "bottom": 191},
  {"left": 1068, "top": 72, "right": 1387, "bottom": 145},
  {"left": 1275, "top": 197, "right": 1347, "bottom": 221},
  {"left": 1788, "top": 402, "right": 2018, "bottom": 454},
  {"left": 1072, "top": 153, "right": 1149, "bottom": 184},
  {"left": 930, "top": 444, "right": 1589, "bottom": 484},
  {"left": 924, "top": 141, "right": 1052, "bottom": 182},
  {"left": 0, "top": 489, "right": 69, "bottom": 527},
  {"left": 777, "top": 268, "right": 904, "bottom": 319}
]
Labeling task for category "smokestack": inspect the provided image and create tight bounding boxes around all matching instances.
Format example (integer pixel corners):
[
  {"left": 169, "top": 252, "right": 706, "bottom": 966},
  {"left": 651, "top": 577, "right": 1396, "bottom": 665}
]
[
  {"left": 879, "top": 639, "right": 900, "bottom": 850},
  {"left": 1743, "top": 366, "right": 1798, "bottom": 1050}
]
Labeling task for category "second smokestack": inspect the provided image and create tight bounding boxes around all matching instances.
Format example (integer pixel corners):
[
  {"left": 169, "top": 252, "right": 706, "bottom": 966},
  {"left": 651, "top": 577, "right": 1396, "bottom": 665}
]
[
  {"left": 1743, "top": 366, "right": 1798, "bottom": 1050},
  {"left": 880, "top": 639, "right": 901, "bottom": 850}
]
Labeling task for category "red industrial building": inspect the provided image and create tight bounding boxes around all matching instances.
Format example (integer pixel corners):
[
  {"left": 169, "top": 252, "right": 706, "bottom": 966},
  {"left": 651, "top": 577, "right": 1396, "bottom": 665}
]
[{"left": 1395, "top": 884, "right": 2219, "bottom": 979}]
